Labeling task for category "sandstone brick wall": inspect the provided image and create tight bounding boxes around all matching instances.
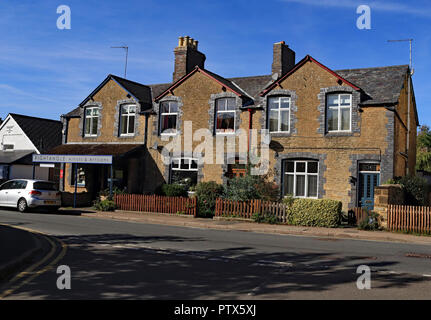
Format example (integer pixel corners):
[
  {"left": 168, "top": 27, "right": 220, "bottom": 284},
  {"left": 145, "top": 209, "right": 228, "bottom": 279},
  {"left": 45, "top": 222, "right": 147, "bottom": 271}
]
[
  {"left": 62, "top": 59, "right": 414, "bottom": 213},
  {"left": 67, "top": 79, "right": 146, "bottom": 144},
  {"left": 142, "top": 61, "right": 403, "bottom": 211},
  {"left": 373, "top": 184, "right": 405, "bottom": 227},
  {"left": 395, "top": 75, "right": 418, "bottom": 176}
]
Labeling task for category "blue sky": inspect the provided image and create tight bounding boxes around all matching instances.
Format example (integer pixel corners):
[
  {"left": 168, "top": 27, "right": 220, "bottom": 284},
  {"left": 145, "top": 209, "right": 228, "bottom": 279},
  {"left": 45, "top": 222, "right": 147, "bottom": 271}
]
[{"left": 0, "top": 0, "right": 430, "bottom": 126}]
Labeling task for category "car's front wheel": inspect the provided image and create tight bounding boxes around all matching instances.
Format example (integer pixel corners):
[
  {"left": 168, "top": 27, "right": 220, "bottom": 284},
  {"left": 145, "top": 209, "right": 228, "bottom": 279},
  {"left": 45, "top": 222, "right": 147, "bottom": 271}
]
[{"left": 17, "top": 198, "right": 28, "bottom": 213}]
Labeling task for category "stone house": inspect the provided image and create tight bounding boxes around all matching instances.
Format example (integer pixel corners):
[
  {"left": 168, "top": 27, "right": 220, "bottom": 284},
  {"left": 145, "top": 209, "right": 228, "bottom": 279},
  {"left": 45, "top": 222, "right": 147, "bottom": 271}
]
[{"left": 54, "top": 36, "right": 418, "bottom": 210}]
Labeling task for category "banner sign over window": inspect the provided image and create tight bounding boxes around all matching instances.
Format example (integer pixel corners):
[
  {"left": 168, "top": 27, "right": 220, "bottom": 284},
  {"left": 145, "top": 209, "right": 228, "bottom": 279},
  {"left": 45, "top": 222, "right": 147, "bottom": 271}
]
[{"left": 33, "top": 154, "right": 113, "bottom": 164}]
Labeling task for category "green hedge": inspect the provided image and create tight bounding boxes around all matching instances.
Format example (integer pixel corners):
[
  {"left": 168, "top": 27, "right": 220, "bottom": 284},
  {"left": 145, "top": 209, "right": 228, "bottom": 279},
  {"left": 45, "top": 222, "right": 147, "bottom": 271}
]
[{"left": 287, "top": 198, "right": 342, "bottom": 228}]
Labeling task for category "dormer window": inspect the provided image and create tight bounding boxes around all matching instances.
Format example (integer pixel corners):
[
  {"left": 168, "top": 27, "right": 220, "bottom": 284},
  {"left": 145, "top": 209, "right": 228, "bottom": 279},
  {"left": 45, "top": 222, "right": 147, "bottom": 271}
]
[
  {"left": 268, "top": 96, "right": 290, "bottom": 133},
  {"left": 326, "top": 93, "right": 352, "bottom": 132},
  {"left": 160, "top": 101, "right": 178, "bottom": 135},
  {"left": 120, "top": 104, "right": 136, "bottom": 136},
  {"left": 215, "top": 98, "right": 236, "bottom": 134},
  {"left": 84, "top": 106, "right": 99, "bottom": 137}
]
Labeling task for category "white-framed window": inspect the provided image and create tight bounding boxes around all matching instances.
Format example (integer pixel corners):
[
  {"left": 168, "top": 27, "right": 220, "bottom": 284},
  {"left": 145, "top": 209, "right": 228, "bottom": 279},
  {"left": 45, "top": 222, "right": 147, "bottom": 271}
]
[
  {"left": 84, "top": 106, "right": 100, "bottom": 137},
  {"left": 326, "top": 93, "right": 352, "bottom": 132},
  {"left": 171, "top": 157, "right": 199, "bottom": 185},
  {"left": 215, "top": 98, "right": 236, "bottom": 134},
  {"left": 160, "top": 101, "right": 178, "bottom": 135},
  {"left": 268, "top": 96, "right": 290, "bottom": 133},
  {"left": 120, "top": 104, "right": 136, "bottom": 136},
  {"left": 284, "top": 160, "right": 318, "bottom": 198}
]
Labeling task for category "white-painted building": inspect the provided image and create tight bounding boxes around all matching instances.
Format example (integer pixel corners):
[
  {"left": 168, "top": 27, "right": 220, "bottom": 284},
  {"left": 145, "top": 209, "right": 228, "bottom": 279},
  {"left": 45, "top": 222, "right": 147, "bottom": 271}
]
[{"left": 0, "top": 114, "right": 62, "bottom": 183}]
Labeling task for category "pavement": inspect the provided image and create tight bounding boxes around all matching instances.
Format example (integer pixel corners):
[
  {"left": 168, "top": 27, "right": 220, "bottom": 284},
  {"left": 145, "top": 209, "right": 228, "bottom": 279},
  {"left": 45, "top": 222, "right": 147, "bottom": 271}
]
[
  {"left": 0, "top": 224, "right": 44, "bottom": 283},
  {"left": 78, "top": 208, "right": 431, "bottom": 246},
  {"left": 1, "top": 209, "right": 431, "bottom": 299}
]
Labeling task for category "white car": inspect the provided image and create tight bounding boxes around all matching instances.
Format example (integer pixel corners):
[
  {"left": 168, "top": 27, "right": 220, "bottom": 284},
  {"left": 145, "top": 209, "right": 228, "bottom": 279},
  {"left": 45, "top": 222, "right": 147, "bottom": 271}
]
[{"left": 0, "top": 179, "right": 61, "bottom": 213}]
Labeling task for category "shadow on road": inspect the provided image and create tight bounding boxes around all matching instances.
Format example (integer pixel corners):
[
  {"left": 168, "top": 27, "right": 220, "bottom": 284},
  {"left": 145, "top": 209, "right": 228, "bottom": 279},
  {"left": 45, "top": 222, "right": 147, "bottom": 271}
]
[{"left": 8, "top": 233, "right": 431, "bottom": 299}]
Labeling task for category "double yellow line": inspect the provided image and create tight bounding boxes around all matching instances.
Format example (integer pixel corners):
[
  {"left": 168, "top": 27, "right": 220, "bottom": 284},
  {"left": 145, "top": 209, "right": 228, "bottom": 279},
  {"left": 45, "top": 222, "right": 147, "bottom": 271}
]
[{"left": 0, "top": 224, "right": 67, "bottom": 299}]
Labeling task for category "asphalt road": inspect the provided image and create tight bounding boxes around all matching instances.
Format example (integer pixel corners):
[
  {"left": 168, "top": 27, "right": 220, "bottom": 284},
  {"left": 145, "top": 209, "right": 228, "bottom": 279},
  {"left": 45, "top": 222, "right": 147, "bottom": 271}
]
[{"left": 0, "top": 208, "right": 431, "bottom": 299}]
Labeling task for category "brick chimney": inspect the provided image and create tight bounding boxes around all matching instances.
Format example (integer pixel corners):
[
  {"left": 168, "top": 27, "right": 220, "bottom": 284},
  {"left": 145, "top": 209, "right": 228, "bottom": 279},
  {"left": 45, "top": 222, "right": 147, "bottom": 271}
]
[
  {"left": 173, "top": 36, "right": 206, "bottom": 82},
  {"left": 272, "top": 41, "right": 295, "bottom": 78}
]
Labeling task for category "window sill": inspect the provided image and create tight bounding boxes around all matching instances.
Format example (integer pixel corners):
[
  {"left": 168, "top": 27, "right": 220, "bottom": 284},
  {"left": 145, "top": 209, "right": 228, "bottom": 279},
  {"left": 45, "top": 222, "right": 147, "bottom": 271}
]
[
  {"left": 215, "top": 131, "right": 236, "bottom": 136},
  {"left": 269, "top": 131, "right": 292, "bottom": 137},
  {"left": 324, "top": 131, "right": 353, "bottom": 137},
  {"left": 160, "top": 132, "right": 179, "bottom": 137}
]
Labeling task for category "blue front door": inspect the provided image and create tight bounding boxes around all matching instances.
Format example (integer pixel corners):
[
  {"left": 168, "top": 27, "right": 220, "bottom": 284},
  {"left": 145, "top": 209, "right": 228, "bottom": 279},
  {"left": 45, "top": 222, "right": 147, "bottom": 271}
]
[{"left": 359, "top": 173, "right": 380, "bottom": 211}]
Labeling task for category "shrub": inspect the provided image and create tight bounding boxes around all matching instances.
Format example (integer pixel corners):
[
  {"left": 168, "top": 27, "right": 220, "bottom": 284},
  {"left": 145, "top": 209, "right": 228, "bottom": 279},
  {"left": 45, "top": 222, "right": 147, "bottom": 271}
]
[
  {"left": 196, "top": 181, "right": 223, "bottom": 217},
  {"left": 287, "top": 198, "right": 342, "bottom": 228},
  {"left": 161, "top": 183, "right": 188, "bottom": 197},
  {"left": 281, "top": 194, "right": 296, "bottom": 207},
  {"left": 388, "top": 176, "right": 427, "bottom": 205},
  {"left": 99, "top": 186, "right": 127, "bottom": 198},
  {"left": 93, "top": 199, "right": 117, "bottom": 212},
  {"left": 223, "top": 174, "right": 279, "bottom": 202},
  {"left": 357, "top": 210, "right": 381, "bottom": 231}
]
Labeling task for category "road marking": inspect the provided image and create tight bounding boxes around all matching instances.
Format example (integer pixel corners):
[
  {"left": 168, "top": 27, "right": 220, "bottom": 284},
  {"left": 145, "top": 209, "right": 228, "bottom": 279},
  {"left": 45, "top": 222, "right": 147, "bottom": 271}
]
[{"left": 0, "top": 224, "right": 67, "bottom": 299}]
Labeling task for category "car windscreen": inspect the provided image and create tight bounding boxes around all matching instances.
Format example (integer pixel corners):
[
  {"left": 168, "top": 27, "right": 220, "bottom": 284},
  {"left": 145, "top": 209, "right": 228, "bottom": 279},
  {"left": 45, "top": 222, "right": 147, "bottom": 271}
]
[{"left": 33, "top": 182, "right": 57, "bottom": 191}]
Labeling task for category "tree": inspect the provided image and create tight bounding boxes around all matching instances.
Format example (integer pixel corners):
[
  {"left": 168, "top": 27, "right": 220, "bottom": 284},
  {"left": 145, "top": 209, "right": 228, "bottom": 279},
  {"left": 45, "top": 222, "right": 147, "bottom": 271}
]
[{"left": 416, "top": 125, "right": 431, "bottom": 172}]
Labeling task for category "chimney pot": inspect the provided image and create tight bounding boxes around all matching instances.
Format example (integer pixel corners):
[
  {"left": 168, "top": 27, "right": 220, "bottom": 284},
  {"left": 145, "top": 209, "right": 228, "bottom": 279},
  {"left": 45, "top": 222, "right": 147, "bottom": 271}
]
[
  {"left": 178, "top": 36, "right": 184, "bottom": 47},
  {"left": 173, "top": 36, "right": 206, "bottom": 82}
]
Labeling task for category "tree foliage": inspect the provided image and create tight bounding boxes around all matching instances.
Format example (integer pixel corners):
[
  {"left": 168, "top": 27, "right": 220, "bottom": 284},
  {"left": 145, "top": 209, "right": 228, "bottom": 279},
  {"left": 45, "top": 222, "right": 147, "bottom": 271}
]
[{"left": 416, "top": 125, "right": 431, "bottom": 172}]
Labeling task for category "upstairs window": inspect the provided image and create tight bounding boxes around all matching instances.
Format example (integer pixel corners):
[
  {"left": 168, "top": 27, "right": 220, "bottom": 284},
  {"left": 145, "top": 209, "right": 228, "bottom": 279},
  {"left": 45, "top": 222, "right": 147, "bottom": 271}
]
[
  {"left": 84, "top": 106, "right": 99, "bottom": 137},
  {"left": 284, "top": 160, "right": 318, "bottom": 198},
  {"left": 326, "top": 93, "right": 352, "bottom": 132},
  {"left": 215, "top": 98, "right": 236, "bottom": 134},
  {"left": 268, "top": 96, "right": 290, "bottom": 133},
  {"left": 160, "top": 101, "right": 178, "bottom": 135},
  {"left": 120, "top": 104, "right": 136, "bottom": 136}
]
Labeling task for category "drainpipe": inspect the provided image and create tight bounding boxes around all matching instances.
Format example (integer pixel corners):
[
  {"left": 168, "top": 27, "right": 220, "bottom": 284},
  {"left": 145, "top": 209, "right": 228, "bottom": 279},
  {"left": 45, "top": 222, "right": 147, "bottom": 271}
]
[{"left": 247, "top": 108, "right": 254, "bottom": 163}]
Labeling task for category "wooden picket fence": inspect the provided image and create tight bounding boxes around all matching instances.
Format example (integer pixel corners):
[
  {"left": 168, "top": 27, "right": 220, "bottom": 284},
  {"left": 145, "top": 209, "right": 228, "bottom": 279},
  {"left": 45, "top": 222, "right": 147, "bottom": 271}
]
[
  {"left": 214, "top": 198, "right": 288, "bottom": 223},
  {"left": 349, "top": 207, "right": 368, "bottom": 225},
  {"left": 114, "top": 194, "right": 197, "bottom": 217},
  {"left": 387, "top": 204, "right": 431, "bottom": 234}
]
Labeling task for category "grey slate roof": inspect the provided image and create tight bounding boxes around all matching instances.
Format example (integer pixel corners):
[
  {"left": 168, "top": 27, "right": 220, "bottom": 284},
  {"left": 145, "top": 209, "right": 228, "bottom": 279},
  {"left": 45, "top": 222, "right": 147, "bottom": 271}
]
[
  {"left": 336, "top": 65, "right": 409, "bottom": 105},
  {"left": 9, "top": 114, "right": 63, "bottom": 153},
  {"left": 110, "top": 75, "right": 152, "bottom": 109},
  {"left": 64, "top": 63, "right": 409, "bottom": 117},
  {"left": 228, "top": 74, "right": 273, "bottom": 100},
  {"left": 149, "top": 83, "right": 172, "bottom": 100},
  {"left": 64, "top": 106, "right": 80, "bottom": 118}
]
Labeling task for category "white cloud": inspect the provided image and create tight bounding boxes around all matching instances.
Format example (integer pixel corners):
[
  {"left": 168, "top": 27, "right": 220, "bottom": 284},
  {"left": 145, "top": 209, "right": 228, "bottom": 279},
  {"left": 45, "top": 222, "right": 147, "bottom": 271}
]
[{"left": 281, "top": 0, "right": 431, "bottom": 17}]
